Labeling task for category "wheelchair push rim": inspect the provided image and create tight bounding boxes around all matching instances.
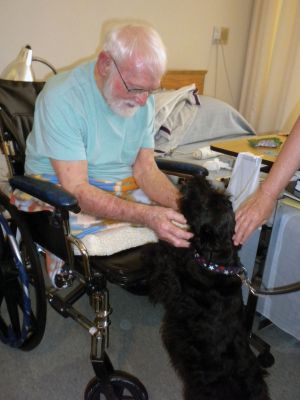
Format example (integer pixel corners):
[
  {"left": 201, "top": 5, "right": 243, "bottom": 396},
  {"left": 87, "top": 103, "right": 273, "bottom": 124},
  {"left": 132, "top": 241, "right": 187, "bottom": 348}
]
[{"left": 0, "top": 195, "right": 47, "bottom": 350}]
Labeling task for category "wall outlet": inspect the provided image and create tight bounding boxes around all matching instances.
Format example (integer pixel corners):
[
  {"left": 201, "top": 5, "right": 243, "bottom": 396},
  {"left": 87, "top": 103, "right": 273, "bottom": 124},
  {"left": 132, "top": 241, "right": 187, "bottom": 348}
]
[
  {"left": 212, "top": 26, "right": 221, "bottom": 43},
  {"left": 212, "top": 26, "right": 229, "bottom": 45}
]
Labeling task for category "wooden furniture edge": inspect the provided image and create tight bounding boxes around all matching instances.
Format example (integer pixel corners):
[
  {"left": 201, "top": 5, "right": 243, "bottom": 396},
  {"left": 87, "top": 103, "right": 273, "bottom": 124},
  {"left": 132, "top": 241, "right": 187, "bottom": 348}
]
[{"left": 161, "top": 70, "right": 207, "bottom": 94}]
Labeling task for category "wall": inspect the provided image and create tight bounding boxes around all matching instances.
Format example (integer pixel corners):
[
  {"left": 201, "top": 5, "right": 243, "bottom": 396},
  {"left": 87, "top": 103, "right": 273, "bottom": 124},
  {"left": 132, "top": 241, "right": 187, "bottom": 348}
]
[{"left": 0, "top": 0, "right": 253, "bottom": 107}]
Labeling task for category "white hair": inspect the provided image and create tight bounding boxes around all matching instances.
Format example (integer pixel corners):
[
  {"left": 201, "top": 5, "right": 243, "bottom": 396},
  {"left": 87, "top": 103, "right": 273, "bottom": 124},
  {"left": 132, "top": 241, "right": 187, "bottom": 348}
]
[{"left": 103, "top": 24, "right": 167, "bottom": 77}]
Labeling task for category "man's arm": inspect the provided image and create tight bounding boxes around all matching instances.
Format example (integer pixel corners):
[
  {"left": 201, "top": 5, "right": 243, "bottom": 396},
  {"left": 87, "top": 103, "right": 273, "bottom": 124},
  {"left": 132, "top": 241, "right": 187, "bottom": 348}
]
[
  {"left": 133, "top": 148, "right": 180, "bottom": 209},
  {"left": 51, "top": 156, "right": 192, "bottom": 247}
]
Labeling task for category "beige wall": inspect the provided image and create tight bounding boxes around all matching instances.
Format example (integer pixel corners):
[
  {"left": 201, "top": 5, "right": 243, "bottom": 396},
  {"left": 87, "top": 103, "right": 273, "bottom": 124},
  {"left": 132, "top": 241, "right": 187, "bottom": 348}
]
[{"left": 0, "top": 0, "right": 253, "bottom": 107}]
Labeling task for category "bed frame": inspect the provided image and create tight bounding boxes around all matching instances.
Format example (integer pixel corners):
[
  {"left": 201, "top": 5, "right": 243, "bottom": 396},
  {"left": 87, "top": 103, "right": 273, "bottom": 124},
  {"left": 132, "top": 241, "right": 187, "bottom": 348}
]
[{"left": 161, "top": 70, "right": 207, "bottom": 93}]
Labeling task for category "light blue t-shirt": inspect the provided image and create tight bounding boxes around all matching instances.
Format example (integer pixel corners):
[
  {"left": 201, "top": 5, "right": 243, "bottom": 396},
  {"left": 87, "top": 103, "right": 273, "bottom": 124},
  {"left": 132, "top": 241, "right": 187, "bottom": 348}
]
[{"left": 25, "top": 61, "right": 155, "bottom": 182}]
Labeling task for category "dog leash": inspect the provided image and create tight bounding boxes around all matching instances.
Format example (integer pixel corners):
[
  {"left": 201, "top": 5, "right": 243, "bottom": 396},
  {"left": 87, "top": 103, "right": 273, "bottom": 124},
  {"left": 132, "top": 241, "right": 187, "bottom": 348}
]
[
  {"left": 237, "top": 267, "right": 300, "bottom": 297},
  {"left": 194, "top": 250, "right": 300, "bottom": 297}
]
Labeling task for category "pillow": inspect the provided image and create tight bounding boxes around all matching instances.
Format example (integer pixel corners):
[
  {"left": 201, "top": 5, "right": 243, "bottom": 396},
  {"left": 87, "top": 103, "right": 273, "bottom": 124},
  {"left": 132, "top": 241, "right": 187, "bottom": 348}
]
[{"left": 181, "top": 95, "right": 255, "bottom": 145}]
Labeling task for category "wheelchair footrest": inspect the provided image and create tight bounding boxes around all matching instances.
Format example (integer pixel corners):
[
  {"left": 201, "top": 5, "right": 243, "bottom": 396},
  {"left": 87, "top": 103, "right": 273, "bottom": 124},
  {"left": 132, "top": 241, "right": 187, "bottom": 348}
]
[
  {"left": 48, "top": 291, "right": 71, "bottom": 318},
  {"left": 47, "top": 283, "right": 86, "bottom": 318}
]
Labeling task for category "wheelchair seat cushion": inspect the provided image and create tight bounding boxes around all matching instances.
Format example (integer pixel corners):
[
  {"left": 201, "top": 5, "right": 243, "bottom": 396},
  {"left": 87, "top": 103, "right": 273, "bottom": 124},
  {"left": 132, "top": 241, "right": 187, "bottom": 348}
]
[{"left": 76, "top": 224, "right": 157, "bottom": 256}]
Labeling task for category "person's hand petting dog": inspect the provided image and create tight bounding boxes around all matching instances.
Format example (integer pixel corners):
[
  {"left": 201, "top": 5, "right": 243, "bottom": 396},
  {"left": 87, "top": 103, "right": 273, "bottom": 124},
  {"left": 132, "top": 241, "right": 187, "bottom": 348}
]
[{"left": 233, "top": 186, "right": 277, "bottom": 245}]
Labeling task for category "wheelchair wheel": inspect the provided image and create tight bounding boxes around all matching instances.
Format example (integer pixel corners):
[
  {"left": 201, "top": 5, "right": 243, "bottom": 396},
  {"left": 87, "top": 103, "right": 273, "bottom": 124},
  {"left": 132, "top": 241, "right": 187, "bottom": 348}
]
[
  {"left": 0, "top": 195, "right": 47, "bottom": 350},
  {"left": 84, "top": 371, "right": 148, "bottom": 400}
]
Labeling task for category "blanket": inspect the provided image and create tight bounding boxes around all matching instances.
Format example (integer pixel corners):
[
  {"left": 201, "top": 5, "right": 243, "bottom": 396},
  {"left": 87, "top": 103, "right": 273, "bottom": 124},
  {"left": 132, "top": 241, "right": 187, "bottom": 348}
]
[
  {"left": 7, "top": 175, "right": 158, "bottom": 286},
  {"left": 154, "top": 84, "right": 200, "bottom": 154}
]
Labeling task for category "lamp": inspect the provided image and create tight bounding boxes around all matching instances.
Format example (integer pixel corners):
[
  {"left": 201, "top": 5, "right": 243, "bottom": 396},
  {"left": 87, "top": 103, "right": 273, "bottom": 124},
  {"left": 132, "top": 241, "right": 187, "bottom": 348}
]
[{"left": 1, "top": 45, "right": 57, "bottom": 81}]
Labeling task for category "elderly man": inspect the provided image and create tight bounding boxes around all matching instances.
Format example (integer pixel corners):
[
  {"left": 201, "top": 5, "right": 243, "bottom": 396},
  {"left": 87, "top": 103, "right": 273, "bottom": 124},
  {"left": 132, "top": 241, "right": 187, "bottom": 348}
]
[{"left": 25, "top": 24, "right": 192, "bottom": 247}]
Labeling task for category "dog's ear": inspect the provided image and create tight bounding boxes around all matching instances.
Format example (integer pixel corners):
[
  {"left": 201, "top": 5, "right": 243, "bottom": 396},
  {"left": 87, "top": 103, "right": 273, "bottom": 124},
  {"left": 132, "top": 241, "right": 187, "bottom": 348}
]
[
  {"left": 180, "top": 176, "right": 238, "bottom": 255},
  {"left": 143, "top": 243, "right": 183, "bottom": 307},
  {"left": 180, "top": 176, "right": 211, "bottom": 208},
  {"left": 180, "top": 176, "right": 212, "bottom": 232}
]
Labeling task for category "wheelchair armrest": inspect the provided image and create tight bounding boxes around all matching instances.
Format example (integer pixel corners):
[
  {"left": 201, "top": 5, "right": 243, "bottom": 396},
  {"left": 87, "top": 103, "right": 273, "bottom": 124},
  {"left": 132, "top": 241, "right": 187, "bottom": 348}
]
[
  {"left": 155, "top": 158, "right": 208, "bottom": 177},
  {"left": 9, "top": 175, "right": 81, "bottom": 213},
  {"left": 9, "top": 161, "right": 207, "bottom": 213}
]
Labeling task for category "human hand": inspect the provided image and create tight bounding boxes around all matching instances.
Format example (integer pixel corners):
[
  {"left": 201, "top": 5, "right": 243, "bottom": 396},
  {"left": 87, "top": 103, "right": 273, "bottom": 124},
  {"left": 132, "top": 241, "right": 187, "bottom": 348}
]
[
  {"left": 233, "top": 187, "right": 277, "bottom": 245},
  {"left": 145, "top": 206, "right": 193, "bottom": 247}
]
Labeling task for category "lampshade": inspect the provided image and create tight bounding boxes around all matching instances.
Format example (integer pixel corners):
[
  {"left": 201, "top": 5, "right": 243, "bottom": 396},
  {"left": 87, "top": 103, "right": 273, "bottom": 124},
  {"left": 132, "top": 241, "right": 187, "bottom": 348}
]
[{"left": 1, "top": 45, "right": 56, "bottom": 82}]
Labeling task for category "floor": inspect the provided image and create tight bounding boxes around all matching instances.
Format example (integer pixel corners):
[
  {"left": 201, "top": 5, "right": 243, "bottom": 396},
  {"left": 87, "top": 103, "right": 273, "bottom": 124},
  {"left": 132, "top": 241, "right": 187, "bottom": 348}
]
[{"left": 0, "top": 283, "right": 300, "bottom": 400}]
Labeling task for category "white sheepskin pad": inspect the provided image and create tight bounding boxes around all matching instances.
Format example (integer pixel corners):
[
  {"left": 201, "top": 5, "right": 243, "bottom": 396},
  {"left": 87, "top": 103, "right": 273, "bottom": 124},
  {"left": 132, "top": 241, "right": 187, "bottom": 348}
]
[{"left": 73, "top": 225, "right": 158, "bottom": 256}]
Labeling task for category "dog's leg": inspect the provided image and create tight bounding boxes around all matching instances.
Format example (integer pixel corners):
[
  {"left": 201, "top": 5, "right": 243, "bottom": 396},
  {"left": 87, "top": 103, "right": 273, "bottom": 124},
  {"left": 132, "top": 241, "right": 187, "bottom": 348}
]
[{"left": 144, "top": 242, "right": 184, "bottom": 307}]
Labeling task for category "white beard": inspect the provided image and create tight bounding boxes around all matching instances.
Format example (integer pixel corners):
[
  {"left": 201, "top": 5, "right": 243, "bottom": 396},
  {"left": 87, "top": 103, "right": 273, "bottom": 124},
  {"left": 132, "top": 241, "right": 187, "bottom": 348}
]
[
  {"left": 102, "top": 74, "right": 140, "bottom": 117},
  {"left": 107, "top": 98, "right": 139, "bottom": 117}
]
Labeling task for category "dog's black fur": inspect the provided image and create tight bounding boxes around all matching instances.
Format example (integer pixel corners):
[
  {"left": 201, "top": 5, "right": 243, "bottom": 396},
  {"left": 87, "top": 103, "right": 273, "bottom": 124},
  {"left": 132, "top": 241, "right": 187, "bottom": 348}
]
[{"left": 144, "top": 176, "right": 270, "bottom": 400}]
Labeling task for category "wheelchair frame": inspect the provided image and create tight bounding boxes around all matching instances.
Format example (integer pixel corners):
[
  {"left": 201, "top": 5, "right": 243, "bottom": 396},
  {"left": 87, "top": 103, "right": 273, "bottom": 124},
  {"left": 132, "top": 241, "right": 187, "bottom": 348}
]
[{"left": 0, "top": 78, "right": 208, "bottom": 399}]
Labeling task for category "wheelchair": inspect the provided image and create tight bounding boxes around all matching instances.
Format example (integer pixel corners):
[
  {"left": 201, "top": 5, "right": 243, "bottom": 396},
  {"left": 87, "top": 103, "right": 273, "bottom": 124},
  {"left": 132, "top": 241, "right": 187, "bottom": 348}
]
[{"left": 0, "top": 78, "right": 208, "bottom": 399}]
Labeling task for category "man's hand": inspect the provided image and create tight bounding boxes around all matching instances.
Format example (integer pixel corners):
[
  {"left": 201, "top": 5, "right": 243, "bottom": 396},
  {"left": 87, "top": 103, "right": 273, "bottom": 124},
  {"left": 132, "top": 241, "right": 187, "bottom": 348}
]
[
  {"left": 144, "top": 206, "right": 193, "bottom": 247},
  {"left": 51, "top": 158, "right": 193, "bottom": 247},
  {"left": 233, "top": 187, "right": 277, "bottom": 245}
]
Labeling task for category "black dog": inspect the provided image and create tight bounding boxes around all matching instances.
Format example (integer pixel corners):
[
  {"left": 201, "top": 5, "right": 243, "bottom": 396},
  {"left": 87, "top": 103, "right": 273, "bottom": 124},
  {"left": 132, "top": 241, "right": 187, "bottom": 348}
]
[{"left": 145, "top": 176, "right": 270, "bottom": 400}]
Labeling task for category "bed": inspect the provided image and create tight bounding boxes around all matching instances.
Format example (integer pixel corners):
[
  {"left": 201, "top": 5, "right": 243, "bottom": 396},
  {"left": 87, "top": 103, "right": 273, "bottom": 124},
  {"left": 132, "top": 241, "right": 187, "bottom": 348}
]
[
  {"left": 160, "top": 69, "right": 207, "bottom": 93},
  {"left": 154, "top": 69, "right": 255, "bottom": 180}
]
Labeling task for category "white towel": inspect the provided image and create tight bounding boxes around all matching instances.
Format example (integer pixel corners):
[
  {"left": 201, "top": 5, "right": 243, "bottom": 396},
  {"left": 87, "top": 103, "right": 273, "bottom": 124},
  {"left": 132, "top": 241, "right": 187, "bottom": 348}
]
[{"left": 227, "top": 152, "right": 262, "bottom": 211}]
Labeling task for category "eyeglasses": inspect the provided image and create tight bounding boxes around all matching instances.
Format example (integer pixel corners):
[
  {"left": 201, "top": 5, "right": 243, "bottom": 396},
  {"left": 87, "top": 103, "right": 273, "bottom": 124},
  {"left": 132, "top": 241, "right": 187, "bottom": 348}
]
[{"left": 110, "top": 56, "right": 159, "bottom": 94}]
